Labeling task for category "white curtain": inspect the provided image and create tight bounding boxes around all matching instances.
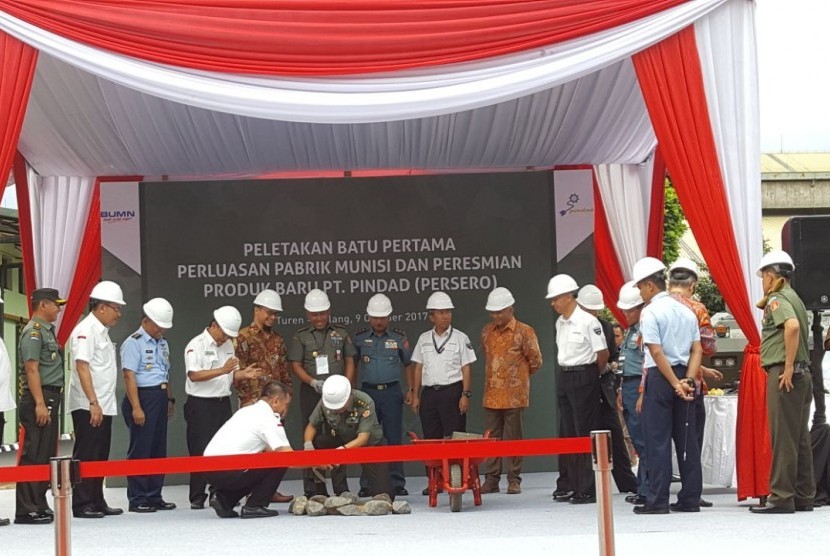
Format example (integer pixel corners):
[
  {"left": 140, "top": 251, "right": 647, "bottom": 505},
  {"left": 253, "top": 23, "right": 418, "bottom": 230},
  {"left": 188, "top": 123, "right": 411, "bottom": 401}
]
[
  {"left": 695, "top": 0, "right": 764, "bottom": 324},
  {"left": 594, "top": 154, "right": 656, "bottom": 279},
  {"left": 0, "top": 0, "right": 726, "bottom": 124}
]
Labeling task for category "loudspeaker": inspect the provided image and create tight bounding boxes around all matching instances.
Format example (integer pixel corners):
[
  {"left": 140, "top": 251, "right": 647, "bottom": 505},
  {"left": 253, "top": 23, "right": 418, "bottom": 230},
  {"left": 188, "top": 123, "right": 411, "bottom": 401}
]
[{"left": 781, "top": 216, "right": 830, "bottom": 310}]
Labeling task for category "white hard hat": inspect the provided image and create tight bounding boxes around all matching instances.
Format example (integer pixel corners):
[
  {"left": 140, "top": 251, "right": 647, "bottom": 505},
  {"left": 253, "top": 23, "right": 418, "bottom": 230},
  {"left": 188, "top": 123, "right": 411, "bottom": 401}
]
[
  {"left": 90, "top": 281, "right": 126, "bottom": 305},
  {"left": 631, "top": 257, "right": 667, "bottom": 284},
  {"left": 485, "top": 287, "right": 515, "bottom": 311},
  {"left": 213, "top": 306, "right": 242, "bottom": 337},
  {"left": 545, "top": 274, "right": 579, "bottom": 299},
  {"left": 576, "top": 284, "right": 605, "bottom": 311},
  {"left": 756, "top": 250, "right": 795, "bottom": 277},
  {"left": 143, "top": 297, "right": 174, "bottom": 329},
  {"left": 617, "top": 281, "right": 644, "bottom": 310},
  {"left": 366, "top": 294, "right": 393, "bottom": 317},
  {"left": 322, "top": 375, "right": 352, "bottom": 410},
  {"left": 669, "top": 257, "right": 699, "bottom": 278},
  {"left": 426, "top": 291, "right": 454, "bottom": 310},
  {"left": 304, "top": 289, "right": 331, "bottom": 312},
  {"left": 253, "top": 289, "right": 283, "bottom": 311}
]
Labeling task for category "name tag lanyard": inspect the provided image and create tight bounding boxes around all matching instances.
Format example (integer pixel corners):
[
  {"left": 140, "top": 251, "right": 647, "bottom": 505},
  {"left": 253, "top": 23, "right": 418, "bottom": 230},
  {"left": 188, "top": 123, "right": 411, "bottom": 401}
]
[{"left": 432, "top": 327, "right": 454, "bottom": 354}]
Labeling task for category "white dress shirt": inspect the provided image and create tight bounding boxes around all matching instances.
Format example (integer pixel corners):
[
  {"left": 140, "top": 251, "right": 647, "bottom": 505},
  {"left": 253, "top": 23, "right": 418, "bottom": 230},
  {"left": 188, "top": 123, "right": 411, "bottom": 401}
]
[
  {"left": 411, "top": 326, "right": 477, "bottom": 386},
  {"left": 68, "top": 313, "right": 118, "bottom": 415},
  {"left": 184, "top": 328, "right": 235, "bottom": 398},
  {"left": 204, "top": 400, "right": 290, "bottom": 455},
  {"left": 555, "top": 305, "right": 607, "bottom": 367}
]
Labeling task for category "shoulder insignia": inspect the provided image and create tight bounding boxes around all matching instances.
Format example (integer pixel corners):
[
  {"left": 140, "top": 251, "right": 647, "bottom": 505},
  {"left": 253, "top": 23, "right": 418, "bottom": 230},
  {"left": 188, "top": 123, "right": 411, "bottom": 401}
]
[
  {"left": 33, "top": 322, "right": 41, "bottom": 329},
  {"left": 393, "top": 328, "right": 407, "bottom": 338},
  {"left": 593, "top": 326, "right": 602, "bottom": 336},
  {"left": 131, "top": 332, "right": 142, "bottom": 339},
  {"left": 29, "top": 330, "right": 41, "bottom": 339},
  {"left": 769, "top": 300, "right": 780, "bottom": 312},
  {"left": 76, "top": 335, "right": 87, "bottom": 340},
  {"left": 355, "top": 328, "right": 369, "bottom": 336},
  {"left": 362, "top": 410, "right": 371, "bottom": 418},
  {"left": 297, "top": 326, "right": 311, "bottom": 333},
  {"left": 355, "top": 399, "right": 367, "bottom": 407},
  {"left": 466, "top": 341, "right": 473, "bottom": 350}
]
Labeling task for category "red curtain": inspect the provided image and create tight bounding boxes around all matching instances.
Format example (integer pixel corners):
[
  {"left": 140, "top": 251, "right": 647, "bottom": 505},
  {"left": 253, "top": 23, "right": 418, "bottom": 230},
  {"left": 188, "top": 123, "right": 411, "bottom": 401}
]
[
  {"left": 646, "top": 146, "right": 666, "bottom": 260},
  {"left": 0, "top": 0, "right": 686, "bottom": 75},
  {"left": 593, "top": 173, "right": 626, "bottom": 325},
  {"left": 13, "top": 151, "right": 36, "bottom": 306},
  {"left": 632, "top": 26, "right": 768, "bottom": 500}
]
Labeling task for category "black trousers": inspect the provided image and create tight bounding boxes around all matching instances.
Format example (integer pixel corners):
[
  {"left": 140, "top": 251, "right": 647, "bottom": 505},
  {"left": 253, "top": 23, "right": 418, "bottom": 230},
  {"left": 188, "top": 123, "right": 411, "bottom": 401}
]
[
  {"left": 313, "top": 427, "right": 393, "bottom": 500},
  {"left": 71, "top": 410, "right": 113, "bottom": 511},
  {"left": 207, "top": 467, "right": 287, "bottom": 509},
  {"left": 299, "top": 382, "right": 323, "bottom": 495},
  {"left": 419, "top": 381, "right": 465, "bottom": 439},
  {"left": 555, "top": 368, "right": 599, "bottom": 496},
  {"left": 184, "top": 395, "right": 232, "bottom": 504},
  {"left": 0, "top": 411, "right": 6, "bottom": 445},
  {"left": 16, "top": 388, "right": 62, "bottom": 516},
  {"left": 122, "top": 389, "right": 168, "bottom": 506},
  {"left": 598, "top": 373, "right": 638, "bottom": 493}
]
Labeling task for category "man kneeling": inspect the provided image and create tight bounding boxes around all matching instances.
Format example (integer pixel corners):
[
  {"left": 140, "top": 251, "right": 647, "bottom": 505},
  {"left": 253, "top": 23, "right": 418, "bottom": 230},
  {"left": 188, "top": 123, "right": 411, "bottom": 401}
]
[{"left": 204, "top": 381, "right": 292, "bottom": 518}]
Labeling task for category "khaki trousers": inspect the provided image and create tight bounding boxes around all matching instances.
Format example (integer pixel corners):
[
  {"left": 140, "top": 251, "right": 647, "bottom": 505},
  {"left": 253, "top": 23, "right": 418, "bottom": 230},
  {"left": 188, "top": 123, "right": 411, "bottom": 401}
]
[{"left": 483, "top": 407, "right": 524, "bottom": 484}]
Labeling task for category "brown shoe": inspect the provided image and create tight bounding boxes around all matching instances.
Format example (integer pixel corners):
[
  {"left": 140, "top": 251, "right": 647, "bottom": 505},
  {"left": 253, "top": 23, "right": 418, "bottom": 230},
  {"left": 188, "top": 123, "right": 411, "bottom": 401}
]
[
  {"left": 271, "top": 491, "right": 294, "bottom": 504},
  {"left": 507, "top": 482, "right": 521, "bottom": 494},
  {"left": 480, "top": 479, "right": 500, "bottom": 494}
]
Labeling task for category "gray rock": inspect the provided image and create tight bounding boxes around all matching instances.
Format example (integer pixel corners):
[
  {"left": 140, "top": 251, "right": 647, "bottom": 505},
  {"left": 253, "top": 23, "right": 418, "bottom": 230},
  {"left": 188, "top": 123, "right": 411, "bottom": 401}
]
[
  {"left": 309, "top": 495, "right": 328, "bottom": 504},
  {"left": 371, "top": 493, "right": 393, "bottom": 504},
  {"left": 335, "top": 504, "right": 363, "bottom": 516},
  {"left": 339, "top": 491, "right": 359, "bottom": 503},
  {"left": 392, "top": 501, "right": 411, "bottom": 515},
  {"left": 363, "top": 500, "right": 392, "bottom": 516},
  {"left": 289, "top": 496, "right": 308, "bottom": 516},
  {"left": 324, "top": 496, "right": 352, "bottom": 509},
  {"left": 306, "top": 500, "right": 326, "bottom": 517}
]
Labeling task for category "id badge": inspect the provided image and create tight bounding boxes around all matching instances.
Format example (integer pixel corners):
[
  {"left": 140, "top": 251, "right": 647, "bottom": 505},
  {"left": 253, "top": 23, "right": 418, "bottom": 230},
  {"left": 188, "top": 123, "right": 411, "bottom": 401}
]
[{"left": 316, "top": 355, "right": 330, "bottom": 376}]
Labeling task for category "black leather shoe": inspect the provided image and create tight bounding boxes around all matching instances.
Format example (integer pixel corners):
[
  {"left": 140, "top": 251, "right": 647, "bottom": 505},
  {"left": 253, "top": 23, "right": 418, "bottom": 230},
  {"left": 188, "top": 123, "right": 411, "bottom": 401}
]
[
  {"left": 128, "top": 504, "right": 157, "bottom": 513},
  {"left": 152, "top": 501, "right": 176, "bottom": 511},
  {"left": 422, "top": 487, "right": 443, "bottom": 495},
  {"left": 394, "top": 486, "right": 409, "bottom": 496},
  {"left": 97, "top": 505, "right": 124, "bottom": 516},
  {"left": 669, "top": 503, "right": 700, "bottom": 513},
  {"left": 633, "top": 505, "right": 669, "bottom": 514},
  {"left": 569, "top": 493, "right": 596, "bottom": 504},
  {"left": 73, "top": 506, "right": 105, "bottom": 519},
  {"left": 0, "top": 517, "right": 9, "bottom": 526},
  {"left": 358, "top": 488, "right": 371, "bottom": 497},
  {"left": 240, "top": 506, "right": 280, "bottom": 519},
  {"left": 552, "top": 489, "right": 574, "bottom": 502},
  {"left": 749, "top": 504, "right": 794, "bottom": 514},
  {"left": 625, "top": 494, "right": 646, "bottom": 505},
  {"left": 41, "top": 508, "right": 54, "bottom": 518},
  {"left": 190, "top": 495, "right": 207, "bottom": 510},
  {"left": 14, "top": 512, "right": 53, "bottom": 524},
  {"left": 699, "top": 498, "right": 714, "bottom": 508},
  {"left": 795, "top": 504, "right": 814, "bottom": 512},
  {"left": 210, "top": 496, "right": 239, "bottom": 518}
]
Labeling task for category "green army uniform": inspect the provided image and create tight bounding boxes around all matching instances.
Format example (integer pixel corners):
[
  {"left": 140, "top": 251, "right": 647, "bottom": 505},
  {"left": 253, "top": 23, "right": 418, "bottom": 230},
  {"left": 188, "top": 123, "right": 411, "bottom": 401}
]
[
  {"left": 16, "top": 317, "right": 65, "bottom": 518},
  {"left": 761, "top": 285, "right": 815, "bottom": 510},
  {"left": 308, "top": 390, "right": 392, "bottom": 498}
]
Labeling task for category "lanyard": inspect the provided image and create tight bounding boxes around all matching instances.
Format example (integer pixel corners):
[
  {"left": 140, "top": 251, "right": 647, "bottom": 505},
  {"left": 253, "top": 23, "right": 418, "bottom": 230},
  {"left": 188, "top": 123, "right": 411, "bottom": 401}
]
[{"left": 432, "top": 327, "right": 454, "bottom": 354}]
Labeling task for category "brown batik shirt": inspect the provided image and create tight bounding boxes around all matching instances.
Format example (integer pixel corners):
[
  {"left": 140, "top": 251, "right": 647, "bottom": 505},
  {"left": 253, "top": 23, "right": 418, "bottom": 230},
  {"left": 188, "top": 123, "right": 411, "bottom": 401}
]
[
  {"left": 234, "top": 323, "right": 290, "bottom": 406},
  {"left": 481, "top": 318, "right": 543, "bottom": 409}
]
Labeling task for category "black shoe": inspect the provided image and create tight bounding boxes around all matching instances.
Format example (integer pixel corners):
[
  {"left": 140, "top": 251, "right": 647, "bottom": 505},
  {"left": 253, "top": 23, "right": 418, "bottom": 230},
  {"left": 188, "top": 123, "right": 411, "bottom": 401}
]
[
  {"left": 0, "top": 517, "right": 9, "bottom": 526},
  {"left": 422, "top": 487, "right": 443, "bottom": 496},
  {"left": 151, "top": 500, "right": 176, "bottom": 511},
  {"left": 41, "top": 508, "right": 54, "bottom": 518},
  {"left": 669, "top": 502, "right": 700, "bottom": 513},
  {"left": 97, "top": 505, "right": 124, "bottom": 516},
  {"left": 358, "top": 488, "right": 371, "bottom": 497},
  {"left": 749, "top": 504, "right": 794, "bottom": 514},
  {"left": 569, "top": 493, "right": 596, "bottom": 504},
  {"left": 699, "top": 498, "right": 714, "bottom": 508},
  {"left": 240, "top": 506, "right": 280, "bottom": 519},
  {"left": 128, "top": 504, "right": 157, "bottom": 513},
  {"left": 552, "top": 489, "right": 574, "bottom": 502},
  {"left": 14, "top": 512, "right": 53, "bottom": 524},
  {"left": 625, "top": 494, "right": 646, "bottom": 505},
  {"left": 190, "top": 495, "right": 207, "bottom": 510},
  {"left": 795, "top": 504, "right": 814, "bottom": 512},
  {"left": 73, "top": 506, "right": 105, "bottom": 519},
  {"left": 633, "top": 505, "right": 669, "bottom": 515},
  {"left": 394, "top": 486, "right": 409, "bottom": 496},
  {"left": 210, "top": 496, "right": 239, "bottom": 518}
]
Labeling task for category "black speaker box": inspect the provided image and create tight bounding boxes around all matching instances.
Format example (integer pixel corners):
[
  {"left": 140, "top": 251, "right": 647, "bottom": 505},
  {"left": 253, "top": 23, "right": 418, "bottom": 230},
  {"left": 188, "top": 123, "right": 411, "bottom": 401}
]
[{"left": 781, "top": 216, "right": 830, "bottom": 310}]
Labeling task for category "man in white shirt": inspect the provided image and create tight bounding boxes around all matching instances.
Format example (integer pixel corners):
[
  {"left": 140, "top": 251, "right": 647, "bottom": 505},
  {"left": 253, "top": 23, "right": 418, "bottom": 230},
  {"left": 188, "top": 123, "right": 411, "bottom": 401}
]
[
  {"left": 68, "top": 281, "right": 126, "bottom": 519},
  {"left": 547, "top": 275, "right": 608, "bottom": 505},
  {"left": 184, "top": 306, "right": 261, "bottom": 510},
  {"left": 204, "top": 381, "right": 292, "bottom": 519}
]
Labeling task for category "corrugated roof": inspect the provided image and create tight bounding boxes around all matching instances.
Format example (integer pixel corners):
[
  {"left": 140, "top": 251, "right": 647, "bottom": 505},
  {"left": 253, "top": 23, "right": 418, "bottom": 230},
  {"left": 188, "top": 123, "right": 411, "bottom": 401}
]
[{"left": 761, "top": 153, "right": 830, "bottom": 174}]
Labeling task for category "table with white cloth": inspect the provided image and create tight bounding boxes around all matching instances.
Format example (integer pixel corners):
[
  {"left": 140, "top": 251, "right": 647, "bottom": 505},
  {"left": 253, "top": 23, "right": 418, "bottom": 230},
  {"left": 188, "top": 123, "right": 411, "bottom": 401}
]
[{"left": 700, "top": 394, "right": 738, "bottom": 487}]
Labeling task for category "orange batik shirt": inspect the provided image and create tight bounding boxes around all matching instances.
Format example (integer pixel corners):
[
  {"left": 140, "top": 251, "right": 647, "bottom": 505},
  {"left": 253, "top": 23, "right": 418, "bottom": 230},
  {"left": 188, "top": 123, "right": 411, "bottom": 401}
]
[
  {"left": 481, "top": 318, "right": 543, "bottom": 409},
  {"left": 234, "top": 323, "right": 291, "bottom": 406}
]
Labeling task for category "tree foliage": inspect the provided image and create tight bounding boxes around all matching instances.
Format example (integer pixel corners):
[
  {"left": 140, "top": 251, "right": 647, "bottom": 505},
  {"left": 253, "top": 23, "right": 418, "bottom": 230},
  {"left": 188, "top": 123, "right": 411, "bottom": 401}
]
[{"left": 661, "top": 177, "right": 687, "bottom": 264}]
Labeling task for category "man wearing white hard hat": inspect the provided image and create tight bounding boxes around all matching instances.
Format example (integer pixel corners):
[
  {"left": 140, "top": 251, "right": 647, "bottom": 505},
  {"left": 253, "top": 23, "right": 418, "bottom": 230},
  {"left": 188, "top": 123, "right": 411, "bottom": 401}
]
[
  {"left": 303, "top": 375, "right": 393, "bottom": 499},
  {"left": 235, "top": 288, "right": 295, "bottom": 504},
  {"left": 479, "top": 287, "right": 542, "bottom": 495},
  {"left": 750, "top": 250, "right": 815, "bottom": 514},
  {"left": 354, "top": 293, "right": 413, "bottom": 497},
  {"left": 287, "top": 288, "right": 356, "bottom": 497},
  {"left": 183, "top": 306, "right": 262, "bottom": 510},
  {"left": 631, "top": 257, "right": 702, "bottom": 515},
  {"left": 547, "top": 275, "right": 608, "bottom": 504},
  {"left": 68, "top": 280, "right": 127, "bottom": 519},
  {"left": 576, "top": 284, "right": 638, "bottom": 497},
  {"left": 121, "top": 297, "right": 177, "bottom": 513}
]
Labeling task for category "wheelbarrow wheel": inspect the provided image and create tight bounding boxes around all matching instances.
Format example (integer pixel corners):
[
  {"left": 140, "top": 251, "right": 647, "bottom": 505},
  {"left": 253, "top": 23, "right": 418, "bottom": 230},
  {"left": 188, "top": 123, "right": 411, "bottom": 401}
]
[{"left": 449, "top": 463, "right": 463, "bottom": 512}]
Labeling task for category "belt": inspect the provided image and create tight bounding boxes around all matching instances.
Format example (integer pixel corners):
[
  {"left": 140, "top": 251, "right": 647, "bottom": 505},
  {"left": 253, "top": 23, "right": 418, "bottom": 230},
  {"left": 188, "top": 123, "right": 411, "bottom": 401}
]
[
  {"left": 39, "top": 385, "right": 63, "bottom": 393},
  {"left": 187, "top": 394, "right": 230, "bottom": 402},
  {"left": 561, "top": 364, "right": 597, "bottom": 372},
  {"left": 622, "top": 375, "right": 642, "bottom": 382},
  {"left": 424, "top": 381, "right": 462, "bottom": 391},
  {"left": 362, "top": 381, "right": 399, "bottom": 390},
  {"left": 138, "top": 383, "right": 168, "bottom": 391}
]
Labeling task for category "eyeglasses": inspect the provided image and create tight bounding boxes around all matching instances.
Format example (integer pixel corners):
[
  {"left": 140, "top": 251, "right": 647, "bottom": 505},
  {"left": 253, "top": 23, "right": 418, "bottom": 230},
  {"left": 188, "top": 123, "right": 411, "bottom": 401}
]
[{"left": 105, "top": 304, "right": 122, "bottom": 314}]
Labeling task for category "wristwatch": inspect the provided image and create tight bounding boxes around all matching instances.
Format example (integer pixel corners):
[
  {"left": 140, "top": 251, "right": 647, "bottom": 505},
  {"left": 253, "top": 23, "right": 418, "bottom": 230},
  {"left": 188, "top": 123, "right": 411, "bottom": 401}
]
[{"left": 461, "top": 390, "right": 472, "bottom": 398}]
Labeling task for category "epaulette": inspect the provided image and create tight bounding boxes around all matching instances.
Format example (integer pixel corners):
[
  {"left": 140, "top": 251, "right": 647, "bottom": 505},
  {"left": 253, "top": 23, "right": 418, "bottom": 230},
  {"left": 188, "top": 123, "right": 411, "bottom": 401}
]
[
  {"left": 297, "top": 325, "right": 311, "bottom": 333},
  {"left": 33, "top": 322, "right": 41, "bottom": 329},
  {"left": 393, "top": 328, "right": 408, "bottom": 338},
  {"left": 355, "top": 327, "right": 369, "bottom": 336},
  {"left": 354, "top": 398, "right": 368, "bottom": 407},
  {"left": 331, "top": 323, "right": 347, "bottom": 331},
  {"left": 131, "top": 332, "right": 142, "bottom": 339}
]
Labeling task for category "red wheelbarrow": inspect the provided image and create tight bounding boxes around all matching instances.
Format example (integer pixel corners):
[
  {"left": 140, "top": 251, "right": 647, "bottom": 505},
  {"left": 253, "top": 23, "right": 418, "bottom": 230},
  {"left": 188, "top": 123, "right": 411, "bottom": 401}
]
[{"left": 408, "top": 431, "right": 496, "bottom": 512}]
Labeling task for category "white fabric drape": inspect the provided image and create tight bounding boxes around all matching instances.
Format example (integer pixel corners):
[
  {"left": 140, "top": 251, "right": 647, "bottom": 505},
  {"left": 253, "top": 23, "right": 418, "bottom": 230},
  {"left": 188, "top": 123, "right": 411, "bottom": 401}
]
[
  {"left": 695, "top": 0, "right": 764, "bottom": 324},
  {"left": 0, "top": 0, "right": 726, "bottom": 124},
  {"left": 594, "top": 155, "right": 656, "bottom": 279},
  {"left": 28, "top": 174, "right": 95, "bottom": 331}
]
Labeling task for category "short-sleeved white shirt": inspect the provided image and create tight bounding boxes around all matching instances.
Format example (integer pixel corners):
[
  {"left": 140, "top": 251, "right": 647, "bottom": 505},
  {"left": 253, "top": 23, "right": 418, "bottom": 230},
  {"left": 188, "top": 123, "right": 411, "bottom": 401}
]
[
  {"left": 555, "top": 306, "right": 607, "bottom": 367},
  {"left": 184, "top": 329, "right": 235, "bottom": 398},
  {"left": 68, "top": 313, "right": 118, "bottom": 415},
  {"left": 204, "top": 400, "right": 290, "bottom": 455},
  {"left": 410, "top": 326, "right": 477, "bottom": 387}
]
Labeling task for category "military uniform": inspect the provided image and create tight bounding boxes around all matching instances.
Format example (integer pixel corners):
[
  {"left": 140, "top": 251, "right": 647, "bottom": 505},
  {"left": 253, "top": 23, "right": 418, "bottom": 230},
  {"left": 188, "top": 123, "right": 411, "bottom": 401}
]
[
  {"left": 354, "top": 327, "right": 411, "bottom": 492},
  {"left": 308, "top": 390, "right": 392, "bottom": 498},
  {"left": 619, "top": 322, "right": 649, "bottom": 498},
  {"left": 234, "top": 322, "right": 290, "bottom": 407},
  {"left": 287, "top": 324, "right": 356, "bottom": 494},
  {"left": 16, "top": 317, "right": 64, "bottom": 519},
  {"left": 761, "top": 285, "right": 815, "bottom": 510}
]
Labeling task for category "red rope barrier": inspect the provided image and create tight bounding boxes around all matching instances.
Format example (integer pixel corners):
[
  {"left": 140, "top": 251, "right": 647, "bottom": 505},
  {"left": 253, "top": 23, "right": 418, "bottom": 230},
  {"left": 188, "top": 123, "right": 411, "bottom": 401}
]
[{"left": 0, "top": 437, "right": 591, "bottom": 484}]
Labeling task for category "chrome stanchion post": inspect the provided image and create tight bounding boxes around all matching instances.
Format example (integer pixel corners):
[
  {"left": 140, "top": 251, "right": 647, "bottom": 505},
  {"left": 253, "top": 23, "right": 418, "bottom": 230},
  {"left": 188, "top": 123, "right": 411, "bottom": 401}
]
[
  {"left": 50, "top": 456, "right": 77, "bottom": 556},
  {"left": 591, "top": 430, "right": 615, "bottom": 556}
]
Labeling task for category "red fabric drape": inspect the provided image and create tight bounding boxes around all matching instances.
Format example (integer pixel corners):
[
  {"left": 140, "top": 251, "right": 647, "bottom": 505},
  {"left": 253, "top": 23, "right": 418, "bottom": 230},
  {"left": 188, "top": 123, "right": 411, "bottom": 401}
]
[
  {"left": 56, "top": 179, "right": 102, "bottom": 345},
  {"left": 646, "top": 146, "right": 666, "bottom": 260},
  {"left": 632, "top": 26, "right": 768, "bottom": 500},
  {"left": 0, "top": 31, "right": 37, "bottom": 203},
  {"left": 0, "top": 0, "right": 686, "bottom": 75},
  {"left": 593, "top": 174, "right": 626, "bottom": 325},
  {"left": 13, "top": 151, "right": 36, "bottom": 306}
]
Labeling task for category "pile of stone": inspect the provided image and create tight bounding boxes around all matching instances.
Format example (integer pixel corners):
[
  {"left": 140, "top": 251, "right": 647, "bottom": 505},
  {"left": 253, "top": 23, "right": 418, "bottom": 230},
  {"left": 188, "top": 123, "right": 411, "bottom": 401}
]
[{"left": 289, "top": 492, "right": 412, "bottom": 517}]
